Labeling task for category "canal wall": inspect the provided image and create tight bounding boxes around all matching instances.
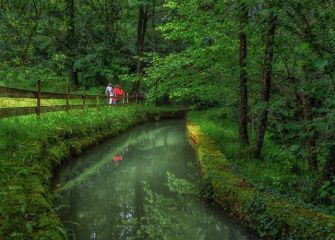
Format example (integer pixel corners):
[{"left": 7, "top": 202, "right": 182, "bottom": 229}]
[{"left": 187, "top": 121, "right": 335, "bottom": 240}]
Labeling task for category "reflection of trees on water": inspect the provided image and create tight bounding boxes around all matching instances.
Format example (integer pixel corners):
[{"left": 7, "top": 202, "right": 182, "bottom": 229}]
[
  {"left": 58, "top": 125, "right": 178, "bottom": 191},
  {"left": 229, "top": 228, "right": 238, "bottom": 240},
  {"left": 140, "top": 173, "right": 248, "bottom": 240},
  {"left": 133, "top": 155, "right": 146, "bottom": 239},
  {"left": 56, "top": 121, "right": 249, "bottom": 240}
]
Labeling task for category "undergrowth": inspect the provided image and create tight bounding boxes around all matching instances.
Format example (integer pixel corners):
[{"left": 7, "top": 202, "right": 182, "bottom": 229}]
[{"left": 188, "top": 108, "right": 335, "bottom": 216}]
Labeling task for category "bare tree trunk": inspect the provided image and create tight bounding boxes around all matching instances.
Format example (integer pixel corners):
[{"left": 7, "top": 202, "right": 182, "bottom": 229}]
[
  {"left": 131, "top": 4, "right": 149, "bottom": 95},
  {"left": 254, "top": 12, "right": 277, "bottom": 157},
  {"left": 238, "top": 2, "right": 249, "bottom": 146}
]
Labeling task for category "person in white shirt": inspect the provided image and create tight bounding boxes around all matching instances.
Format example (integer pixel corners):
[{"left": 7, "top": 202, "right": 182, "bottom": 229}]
[{"left": 105, "top": 83, "right": 113, "bottom": 105}]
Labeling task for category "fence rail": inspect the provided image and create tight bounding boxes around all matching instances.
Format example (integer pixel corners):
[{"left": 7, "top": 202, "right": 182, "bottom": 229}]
[
  {"left": 0, "top": 81, "right": 142, "bottom": 119},
  {"left": 0, "top": 86, "right": 105, "bottom": 100}
]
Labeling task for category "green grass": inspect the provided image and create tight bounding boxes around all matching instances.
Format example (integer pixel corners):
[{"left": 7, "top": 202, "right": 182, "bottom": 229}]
[{"left": 188, "top": 108, "right": 334, "bottom": 215}]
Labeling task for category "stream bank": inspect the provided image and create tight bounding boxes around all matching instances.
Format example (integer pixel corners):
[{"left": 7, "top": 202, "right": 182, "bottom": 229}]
[{"left": 187, "top": 121, "right": 335, "bottom": 239}]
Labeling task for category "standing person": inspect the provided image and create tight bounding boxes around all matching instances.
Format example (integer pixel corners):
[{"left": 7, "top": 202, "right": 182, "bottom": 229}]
[
  {"left": 105, "top": 83, "right": 113, "bottom": 105},
  {"left": 112, "top": 84, "right": 124, "bottom": 104}
]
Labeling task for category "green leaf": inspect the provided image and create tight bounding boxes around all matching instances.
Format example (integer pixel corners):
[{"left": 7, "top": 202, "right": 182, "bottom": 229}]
[
  {"left": 26, "top": 223, "right": 33, "bottom": 234},
  {"left": 313, "top": 59, "right": 328, "bottom": 69}
]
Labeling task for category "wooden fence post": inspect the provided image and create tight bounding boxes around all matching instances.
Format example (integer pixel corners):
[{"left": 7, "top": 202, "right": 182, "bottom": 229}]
[
  {"left": 36, "top": 80, "right": 41, "bottom": 117},
  {"left": 66, "top": 76, "right": 70, "bottom": 111},
  {"left": 83, "top": 87, "right": 86, "bottom": 109},
  {"left": 127, "top": 93, "right": 129, "bottom": 104}
]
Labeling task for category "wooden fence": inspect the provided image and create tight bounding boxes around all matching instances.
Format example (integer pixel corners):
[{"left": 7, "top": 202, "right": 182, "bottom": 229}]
[{"left": 0, "top": 80, "right": 141, "bottom": 119}]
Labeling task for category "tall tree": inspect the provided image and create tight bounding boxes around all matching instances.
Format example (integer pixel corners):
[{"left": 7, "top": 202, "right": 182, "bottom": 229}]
[
  {"left": 254, "top": 5, "right": 277, "bottom": 157},
  {"left": 65, "top": 0, "right": 79, "bottom": 88},
  {"left": 299, "top": 87, "right": 318, "bottom": 170},
  {"left": 131, "top": 3, "right": 149, "bottom": 95},
  {"left": 238, "top": 2, "right": 249, "bottom": 146},
  {"left": 323, "top": 146, "right": 335, "bottom": 181}
]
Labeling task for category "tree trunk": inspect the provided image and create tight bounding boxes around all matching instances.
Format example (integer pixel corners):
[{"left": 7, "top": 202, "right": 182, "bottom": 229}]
[
  {"left": 238, "top": 2, "right": 249, "bottom": 146},
  {"left": 71, "top": 70, "right": 78, "bottom": 89},
  {"left": 152, "top": 0, "right": 159, "bottom": 106},
  {"left": 254, "top": 12, "right": 277, "bottom": 157},
  {"left": 323, "top": 145, "right": 335, "bottom": 181},
  {"left": 305, "top": 137, "right": 317, "bottom": 170},
  {"left": 162, "top": 93, "right": 169, "bottom": 105},
  {"left": 131, "top": 4, "right": 149, "bottom": 95},
  {"left": 300, "top": 93, "right": 318, "bottom": 170},
  {"left": 66, "top": 0, "right": 79, "bottom": 88}
]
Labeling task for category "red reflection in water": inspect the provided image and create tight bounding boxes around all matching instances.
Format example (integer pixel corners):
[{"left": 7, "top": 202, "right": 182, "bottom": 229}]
[{"left": 112, "top": 154, "right": 123, "bottom": 161}]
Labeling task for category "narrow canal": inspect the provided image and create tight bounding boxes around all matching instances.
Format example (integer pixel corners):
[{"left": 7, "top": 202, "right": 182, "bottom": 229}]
[{"left": 55, "top": 120, "right": 252, "bottom": 240}]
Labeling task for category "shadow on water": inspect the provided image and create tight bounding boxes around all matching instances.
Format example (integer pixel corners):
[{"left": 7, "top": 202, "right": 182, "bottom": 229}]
[{"left": 55, "top": 120, "right": 256, "bottom": 240}]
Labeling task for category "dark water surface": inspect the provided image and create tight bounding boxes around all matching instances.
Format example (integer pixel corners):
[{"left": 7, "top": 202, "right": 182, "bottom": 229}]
[{"left": 56, "top": 120, "right": 253, "bottom": 240}]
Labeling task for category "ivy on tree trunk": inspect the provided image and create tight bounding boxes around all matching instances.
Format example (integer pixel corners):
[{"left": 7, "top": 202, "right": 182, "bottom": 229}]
[
  {"left": 254, "top": 10, "right": 277, "bottom": 157},
  {"left": 131, "top": 4, "right": 149, "bottom": 95},
  {"left": 238, "top": 2, "right": 249, "bottom": 146}
]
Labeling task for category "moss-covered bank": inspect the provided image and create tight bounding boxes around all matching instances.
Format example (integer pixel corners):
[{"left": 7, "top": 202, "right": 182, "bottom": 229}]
[
  {"left": 187, "top": 121, "right": 335, "bottom": 239},
  {"left": 0, "top": 106, "right": 185, "bottom": 240}
]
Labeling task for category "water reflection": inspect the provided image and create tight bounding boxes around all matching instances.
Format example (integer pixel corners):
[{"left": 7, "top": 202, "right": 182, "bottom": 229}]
[{"left": 56, "top": 120, "right": 252, "bottom": 240}]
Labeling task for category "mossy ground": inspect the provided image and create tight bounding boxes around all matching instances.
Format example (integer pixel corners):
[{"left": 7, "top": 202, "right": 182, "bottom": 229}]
[
  {"left": 0, "top": 105, "right": 185, "bottom": 240},
  {"left": 187, "top": 111, "right": 335, "bottom": 239}
]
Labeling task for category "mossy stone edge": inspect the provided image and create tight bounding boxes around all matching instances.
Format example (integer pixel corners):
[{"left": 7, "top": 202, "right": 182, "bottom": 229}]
[{"left": 187, "top": 121, "right": 335, "bottom": 240}]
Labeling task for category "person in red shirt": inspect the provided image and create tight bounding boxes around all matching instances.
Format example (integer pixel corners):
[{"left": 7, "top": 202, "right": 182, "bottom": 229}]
[{"left": 112, "top": 84, "right": 124, "bottom": 104}]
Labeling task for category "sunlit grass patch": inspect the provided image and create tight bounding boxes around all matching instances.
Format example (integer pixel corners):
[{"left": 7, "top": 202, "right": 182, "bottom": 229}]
[{"left": 0, "top": 97, "right": 99, "bottom": 108}]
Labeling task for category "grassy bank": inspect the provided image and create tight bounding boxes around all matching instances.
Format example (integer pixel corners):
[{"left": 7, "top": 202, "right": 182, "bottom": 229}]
[
  {"left": 0, "top": 105, "right": 185, "bottom": 239},
  {"left": 187, "top": 109, "right": 335, "bottom": 239}
]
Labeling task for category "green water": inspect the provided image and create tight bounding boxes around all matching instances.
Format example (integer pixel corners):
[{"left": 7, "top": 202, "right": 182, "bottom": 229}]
[{"left": 56, "top": 120, "right": 253, "bottom": 240}]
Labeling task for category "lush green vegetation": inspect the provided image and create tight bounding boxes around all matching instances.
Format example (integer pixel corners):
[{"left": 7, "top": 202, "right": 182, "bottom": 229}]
[
  {"left": 0, "top": 105, "right": 185, "bottom": 239},
  {"left": 188, "top": 109, "right": 334, "bottom": 215},
  {"left": 1, "top": 0, "right": 335, "bottom": 238},
  {"left": 186, "top": 115, "right": 335, "bottom": 239}
]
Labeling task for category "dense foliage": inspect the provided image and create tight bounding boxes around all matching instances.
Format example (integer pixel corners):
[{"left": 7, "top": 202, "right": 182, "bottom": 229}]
[{"left": 0, "top": 0, "right": 169, "bottom": 92}]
